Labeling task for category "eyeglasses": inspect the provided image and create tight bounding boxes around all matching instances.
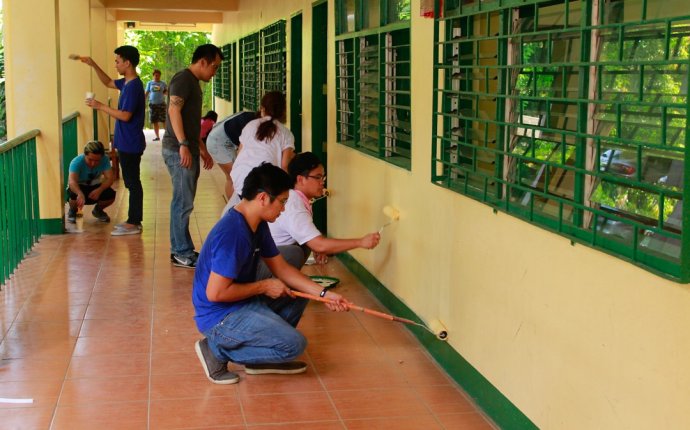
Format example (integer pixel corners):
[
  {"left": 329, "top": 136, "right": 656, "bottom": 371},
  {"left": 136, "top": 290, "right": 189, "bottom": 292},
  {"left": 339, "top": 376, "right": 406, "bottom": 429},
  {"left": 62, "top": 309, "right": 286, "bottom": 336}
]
[
  {"left": 307, "top": 174, "right": 326, "bottom": 182},
  {"left": 260, "top": 189, "right": 288, "bottom": 206}
]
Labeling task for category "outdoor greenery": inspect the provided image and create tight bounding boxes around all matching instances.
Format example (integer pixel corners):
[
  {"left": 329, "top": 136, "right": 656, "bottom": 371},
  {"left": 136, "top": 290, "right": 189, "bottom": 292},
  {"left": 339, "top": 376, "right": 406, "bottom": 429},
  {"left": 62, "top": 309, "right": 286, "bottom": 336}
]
[{"left": 124, "top": 30, "right": 213, "bottom": 127}]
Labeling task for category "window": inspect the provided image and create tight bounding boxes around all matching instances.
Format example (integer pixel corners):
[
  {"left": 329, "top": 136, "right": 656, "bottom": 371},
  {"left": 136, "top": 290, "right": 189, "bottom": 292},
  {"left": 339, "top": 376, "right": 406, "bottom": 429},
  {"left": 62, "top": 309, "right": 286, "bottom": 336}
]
[
  {"left": 433, "top": 0, "right": 690, "bottom": 280},
  {"left": 239, "top": 21, "right": 287, "bottom": 112},
  {"left": 335, "top": 1, "right": 412, "bottom": 169},
  {"left": 213, "top": 43, "right": 234, "bottom": 103}
]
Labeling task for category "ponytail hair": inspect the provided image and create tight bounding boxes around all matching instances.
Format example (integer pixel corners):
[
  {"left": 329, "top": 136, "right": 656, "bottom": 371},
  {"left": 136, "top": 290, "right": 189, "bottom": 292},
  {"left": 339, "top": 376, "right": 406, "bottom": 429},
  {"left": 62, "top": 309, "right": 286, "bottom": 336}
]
[{"left": 256, "top": 91, "right": 286, "bottom": 142}]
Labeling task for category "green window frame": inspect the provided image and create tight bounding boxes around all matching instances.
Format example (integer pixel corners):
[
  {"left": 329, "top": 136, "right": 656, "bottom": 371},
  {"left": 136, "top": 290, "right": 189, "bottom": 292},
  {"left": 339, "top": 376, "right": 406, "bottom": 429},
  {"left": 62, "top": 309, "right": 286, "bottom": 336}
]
[
  {"left": 433, "top": 0, "right": 690, "bottom": 281},
  {"left": 336, "top": 0, "right": 412, "bottom": 34},
  {"left": 335, "top": 1, "right": 412, "bottom": 169},
  {"left": 239, "top": 21, "right": 287, "bottom": 112},
  {"left": 213, "top": 43, "right": 233, "bottom": 102},
  {"left": 240, "top": 32, "right": 259, "bottom": 111}
]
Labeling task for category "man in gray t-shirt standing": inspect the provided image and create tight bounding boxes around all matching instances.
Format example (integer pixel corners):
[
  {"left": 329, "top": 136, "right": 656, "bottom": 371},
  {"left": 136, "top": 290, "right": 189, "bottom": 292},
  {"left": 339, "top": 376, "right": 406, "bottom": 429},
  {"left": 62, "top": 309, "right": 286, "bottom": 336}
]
[{"left": 162, "top": 44, "right": 224, "bottom": 269}]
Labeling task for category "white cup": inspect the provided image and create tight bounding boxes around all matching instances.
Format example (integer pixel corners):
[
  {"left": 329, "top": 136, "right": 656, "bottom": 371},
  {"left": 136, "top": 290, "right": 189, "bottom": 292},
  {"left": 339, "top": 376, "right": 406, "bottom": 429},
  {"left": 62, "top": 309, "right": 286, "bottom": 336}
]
[{"left": 85, "top": 91, "right": 95, "bottom": 100}]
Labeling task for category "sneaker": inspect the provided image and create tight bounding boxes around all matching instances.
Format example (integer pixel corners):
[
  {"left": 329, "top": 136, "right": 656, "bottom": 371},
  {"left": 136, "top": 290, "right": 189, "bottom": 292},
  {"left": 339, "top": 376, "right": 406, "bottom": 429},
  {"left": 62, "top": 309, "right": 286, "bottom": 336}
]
[
  {"left": 244, "top": 361, "right": 307, "bottom": 375},
  {"left": 92, "top": 207, "right": 110, "bottom": 223},
  {"left": 171, "top": 251, "right": 199, "bottom": 263},
  {"left": 111, "top": 224, "right": 142, "bottom": 236},
  {"left": 172, "top": 254, "right": 196, "bottom": 268},
  {"left": 194, "top": 339, "right": 239, "bottom": 385},
  {"left": 67, "top": 208, "right": 77, "bottom": 223},
  {"left": 115, "top": 223, "right": 142, "bottom": 231},
  {"left": 153, "top": 137, "right": 160, "bottom": 141}
]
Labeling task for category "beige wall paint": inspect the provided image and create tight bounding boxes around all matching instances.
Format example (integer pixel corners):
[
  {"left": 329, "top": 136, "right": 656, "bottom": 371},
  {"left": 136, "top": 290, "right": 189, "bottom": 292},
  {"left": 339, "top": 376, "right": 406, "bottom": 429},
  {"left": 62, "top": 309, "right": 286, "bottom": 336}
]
[
  {"left": 4, "top": 0, "right": 63, "bottom": 219},
  {"left": 60, "top": 0, "right": 93, "bottom": 152}
]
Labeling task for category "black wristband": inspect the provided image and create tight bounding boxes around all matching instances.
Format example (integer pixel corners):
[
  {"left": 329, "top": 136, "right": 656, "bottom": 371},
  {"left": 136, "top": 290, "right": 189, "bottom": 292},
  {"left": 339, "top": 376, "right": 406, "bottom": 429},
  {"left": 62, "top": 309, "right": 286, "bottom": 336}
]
[
  {"left": 179, "top": 139, "right": 189, "bottom": 146},
  {"left": 319, "top": 288, "right": 328, "bottom": 298}
]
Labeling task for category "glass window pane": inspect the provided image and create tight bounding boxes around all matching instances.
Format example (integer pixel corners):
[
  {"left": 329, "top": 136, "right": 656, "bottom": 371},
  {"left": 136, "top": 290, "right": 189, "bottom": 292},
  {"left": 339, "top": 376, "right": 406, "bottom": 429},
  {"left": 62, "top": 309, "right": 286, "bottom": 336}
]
[
  {"left": 339, "top": 0, "right": 356, "bottom": 33},
  {"left": 387, "top": 0, "right": 411, "bottom": 24},
  {"left": 363, "top": 0, "right": 381, "bottom": 29}
]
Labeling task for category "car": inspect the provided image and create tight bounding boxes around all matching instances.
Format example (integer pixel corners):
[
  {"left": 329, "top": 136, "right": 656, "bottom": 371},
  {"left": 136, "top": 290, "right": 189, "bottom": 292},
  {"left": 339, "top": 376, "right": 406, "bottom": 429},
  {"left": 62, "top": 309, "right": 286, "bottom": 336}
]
[{"left": 600, "top": 149, "right": 636, "bottom": 177}]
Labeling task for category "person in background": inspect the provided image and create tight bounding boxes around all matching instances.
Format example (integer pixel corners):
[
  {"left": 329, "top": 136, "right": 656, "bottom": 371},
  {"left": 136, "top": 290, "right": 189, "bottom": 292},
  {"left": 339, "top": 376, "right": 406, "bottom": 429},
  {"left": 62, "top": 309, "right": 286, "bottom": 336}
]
[
  {"left": 81, "top": 45, "right": 146, "bottom": 236},
  {"left": 145, "top": 69, "right": 167, "bottom": 141},
  {"left": 192, "top": 163, "right": 351, "bottom": 385},
  {"left": 162, "top": 43, "right": 223, "bottom": 269},
  {"left": 66, "top": 140, "right": 116, "bottom": 226},
  {"left": 268, "top": 152, "right": 381, "bottom": 268},
  {"left": 200, "top": 110, "right": 218, "bottom": 143},
  {"left": 223, "top": 91, "right": 295, "bottom": 212},
  {"left": 205, "top": 110, "right": 258, "bottom": 200}
]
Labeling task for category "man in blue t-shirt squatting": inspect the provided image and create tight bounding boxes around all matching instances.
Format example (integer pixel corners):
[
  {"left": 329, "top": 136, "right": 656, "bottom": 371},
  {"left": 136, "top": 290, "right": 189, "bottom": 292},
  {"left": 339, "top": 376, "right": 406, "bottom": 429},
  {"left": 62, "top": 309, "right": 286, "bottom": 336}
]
[{"left": 192, "top": 163, "right": 351, "bottom": 385}]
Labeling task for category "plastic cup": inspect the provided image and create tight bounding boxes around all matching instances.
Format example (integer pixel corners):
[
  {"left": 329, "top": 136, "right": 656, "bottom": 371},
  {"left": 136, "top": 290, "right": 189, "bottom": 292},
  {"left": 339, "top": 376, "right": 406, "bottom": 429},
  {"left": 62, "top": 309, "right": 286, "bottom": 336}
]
[{"left": 85, "top": 91, "right": 95, "bottom": 100}]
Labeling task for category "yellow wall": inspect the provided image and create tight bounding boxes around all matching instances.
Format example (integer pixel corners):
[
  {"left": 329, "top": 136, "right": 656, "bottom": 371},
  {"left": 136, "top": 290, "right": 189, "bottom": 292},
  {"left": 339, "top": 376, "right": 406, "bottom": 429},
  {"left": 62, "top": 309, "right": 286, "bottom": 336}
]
[
  {"left": 214, "top": 0, "right": 690, "bottom": 428},
  {"left": 4, "top": 0, "right": 63, "bottom": 219},
  {"left": 59, "top": 0, "right": 93, "bottom": 150}
]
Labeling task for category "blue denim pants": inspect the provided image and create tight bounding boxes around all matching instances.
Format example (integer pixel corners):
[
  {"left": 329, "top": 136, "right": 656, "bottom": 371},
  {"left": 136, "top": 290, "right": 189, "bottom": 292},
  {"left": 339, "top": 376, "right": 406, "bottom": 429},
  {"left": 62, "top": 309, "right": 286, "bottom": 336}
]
[
  {"left": 203, "top": 245, "right": 310, "bottom": 364},
  {"left": 162, "top": 147, "right": 200, "bottom": 257}
]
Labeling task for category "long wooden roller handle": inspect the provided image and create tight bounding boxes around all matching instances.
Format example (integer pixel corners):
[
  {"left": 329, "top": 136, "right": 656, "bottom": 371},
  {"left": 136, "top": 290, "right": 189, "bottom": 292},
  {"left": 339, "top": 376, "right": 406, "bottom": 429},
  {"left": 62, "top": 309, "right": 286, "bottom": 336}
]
[{"left": 292, "top": 290, "right": 417, "bottom": 325}]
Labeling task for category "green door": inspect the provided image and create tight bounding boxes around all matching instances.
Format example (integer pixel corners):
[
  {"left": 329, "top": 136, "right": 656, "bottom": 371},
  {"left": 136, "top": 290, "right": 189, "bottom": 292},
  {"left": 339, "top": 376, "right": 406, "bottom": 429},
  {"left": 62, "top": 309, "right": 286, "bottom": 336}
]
[
  {"left": 290, "top": 13, "right": 303, "bottom": 152},
  {"left": 311, "top": 1, "right": 328, "bottom": 233}
]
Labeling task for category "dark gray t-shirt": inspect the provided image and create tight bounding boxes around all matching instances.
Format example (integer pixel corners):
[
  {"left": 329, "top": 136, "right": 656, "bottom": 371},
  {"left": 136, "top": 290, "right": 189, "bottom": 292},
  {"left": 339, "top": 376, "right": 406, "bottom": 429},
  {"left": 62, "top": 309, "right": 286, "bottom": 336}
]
[{"left": 163, "top": 68, "right": 202, "bottom": 155}]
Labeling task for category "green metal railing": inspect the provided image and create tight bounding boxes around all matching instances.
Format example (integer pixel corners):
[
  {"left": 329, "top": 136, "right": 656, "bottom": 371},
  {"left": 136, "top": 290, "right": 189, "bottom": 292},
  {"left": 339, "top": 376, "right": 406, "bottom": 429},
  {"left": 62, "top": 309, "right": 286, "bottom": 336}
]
[
  {"left": 62, "top": 111, "right": 79, "bottom": 189},
  {"left": 0, "top": 129, "right": 41, "bottom": 287},
  {"left": 432, "top": 0, "right": 690, "bottom": 281}
]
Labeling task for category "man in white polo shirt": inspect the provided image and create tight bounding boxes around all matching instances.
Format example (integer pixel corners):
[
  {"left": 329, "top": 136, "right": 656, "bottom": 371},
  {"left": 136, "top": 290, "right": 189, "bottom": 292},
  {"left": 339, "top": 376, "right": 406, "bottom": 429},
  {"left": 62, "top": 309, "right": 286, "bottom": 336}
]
[{"left": 264, "top": 152, "right": 380, "bottom": 274}]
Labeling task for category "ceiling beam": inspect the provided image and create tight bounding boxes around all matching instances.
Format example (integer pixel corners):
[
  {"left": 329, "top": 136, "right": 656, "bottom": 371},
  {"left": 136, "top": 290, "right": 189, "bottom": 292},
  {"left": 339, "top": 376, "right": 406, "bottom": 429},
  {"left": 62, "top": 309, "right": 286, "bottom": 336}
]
[
  {"left": 103, "top": 0, "right": 238, "bottom": 11},
  {"left": 114, "top": 10, "right": 223, "bottom": 24}
]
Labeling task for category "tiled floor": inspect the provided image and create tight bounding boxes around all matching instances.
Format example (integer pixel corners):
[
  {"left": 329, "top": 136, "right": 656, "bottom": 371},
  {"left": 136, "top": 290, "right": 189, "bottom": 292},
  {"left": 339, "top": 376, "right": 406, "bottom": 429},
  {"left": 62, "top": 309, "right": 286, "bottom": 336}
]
[{"left": 0, "top": 133, "right": 496, "bottom": 429}]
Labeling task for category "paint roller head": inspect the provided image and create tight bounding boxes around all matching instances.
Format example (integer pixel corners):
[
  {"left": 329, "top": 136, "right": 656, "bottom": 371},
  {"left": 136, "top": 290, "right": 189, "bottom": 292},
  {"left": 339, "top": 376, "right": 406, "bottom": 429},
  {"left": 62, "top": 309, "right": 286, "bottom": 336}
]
[
  {"left": 68, "top": 54, "right": 81, "bottom": 60},
  {"left": 428, "top": 319, "right": 448, "bottom": 341},
  {"left": 382, "top": 205, "right": 400, "bottom": 221}
]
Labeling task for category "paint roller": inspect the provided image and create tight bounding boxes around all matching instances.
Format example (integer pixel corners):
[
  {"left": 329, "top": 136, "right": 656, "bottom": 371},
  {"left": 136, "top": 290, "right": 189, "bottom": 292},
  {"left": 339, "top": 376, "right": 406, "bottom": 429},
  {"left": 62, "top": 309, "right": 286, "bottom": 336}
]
[
  {"left": 68, "top": 54, "right": 83, "bottom": 60},
  {"left": 292, "top": 290, "right": 448, "bottom": 340},
  {"left": 310, "top": 188, "right": 330, "bottom": 204},
  {"left": 379, "top": 205, "right": 400, "bottom": 233}
]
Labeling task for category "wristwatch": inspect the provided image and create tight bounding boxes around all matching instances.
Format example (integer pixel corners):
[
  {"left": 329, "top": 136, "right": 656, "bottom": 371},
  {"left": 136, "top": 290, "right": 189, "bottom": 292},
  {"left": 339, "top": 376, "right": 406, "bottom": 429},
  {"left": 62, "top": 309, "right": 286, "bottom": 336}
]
[{"left": 179, "top": 139, "right": 190, "bottom": 146}]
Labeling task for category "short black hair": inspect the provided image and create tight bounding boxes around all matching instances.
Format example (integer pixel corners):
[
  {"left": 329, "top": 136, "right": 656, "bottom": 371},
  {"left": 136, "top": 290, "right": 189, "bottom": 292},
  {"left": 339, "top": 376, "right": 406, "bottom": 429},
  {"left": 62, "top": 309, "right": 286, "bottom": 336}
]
[
  {"left": 288, "top": 152, "right": 322, "bottom": 182},
  {"left": 241, "top": 163, "right": 293, "bottom": 201},
  {"left": 114, "top": 45, "right": 140, "bottom": 67},
  {"left": 191, "top": 44, "right": 224, "bottom": 64},
  {"left": 153, "top": 69, "right": 161, "bottom": 75},
  {"left": 202, "top": 110, "right": 218, "bottom": 122}
]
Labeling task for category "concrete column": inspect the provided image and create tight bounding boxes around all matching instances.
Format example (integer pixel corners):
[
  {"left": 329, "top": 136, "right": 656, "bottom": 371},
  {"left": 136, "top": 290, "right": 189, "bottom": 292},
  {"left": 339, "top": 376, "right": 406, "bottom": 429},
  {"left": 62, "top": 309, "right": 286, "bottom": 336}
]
[{"left": 4, "top": 0, "right": 64, "bottom": 227}]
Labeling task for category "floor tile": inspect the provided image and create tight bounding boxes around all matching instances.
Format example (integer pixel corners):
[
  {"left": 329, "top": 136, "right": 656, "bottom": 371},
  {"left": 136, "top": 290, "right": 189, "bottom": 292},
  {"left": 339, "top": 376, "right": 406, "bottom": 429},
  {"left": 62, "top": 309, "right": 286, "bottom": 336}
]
[{"left": 242, "top": 392, "right": 339, "bottom": 425}]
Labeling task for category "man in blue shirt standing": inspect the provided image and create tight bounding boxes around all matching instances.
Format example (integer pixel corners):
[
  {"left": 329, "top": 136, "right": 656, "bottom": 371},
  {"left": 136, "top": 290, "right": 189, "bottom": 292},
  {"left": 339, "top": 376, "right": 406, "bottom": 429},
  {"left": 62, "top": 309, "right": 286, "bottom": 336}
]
[
  {"left": 145, "top": 69, "right": 167, "bottom": 141},
  {"left": 82, "top": 45, "right": 146, "bottom": 236},
  {"left": 192, "top": 164, "right": 351, "bottom": 384}
]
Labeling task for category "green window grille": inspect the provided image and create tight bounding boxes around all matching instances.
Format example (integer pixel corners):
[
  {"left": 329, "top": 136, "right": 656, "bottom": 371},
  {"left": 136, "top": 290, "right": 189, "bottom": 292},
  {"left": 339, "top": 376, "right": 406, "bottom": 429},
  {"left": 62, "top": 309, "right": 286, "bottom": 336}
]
[
  {"left": 260, "top": 20, "right": 287, "bottom": 96},
  {"left": 240, "top": 32, "right": 259, "bottom": 111},
  {"left": 335, "top": 1, "right": 412, "bottom": 169},
  {"left": 239, "top": 21, "right": 287, "bottom": 112},
  {"left": 213, "top": 43, "right": 233, "bottom": 102},
  {"left": 432, "top": 0, "right": 690, "bottom": 281}
]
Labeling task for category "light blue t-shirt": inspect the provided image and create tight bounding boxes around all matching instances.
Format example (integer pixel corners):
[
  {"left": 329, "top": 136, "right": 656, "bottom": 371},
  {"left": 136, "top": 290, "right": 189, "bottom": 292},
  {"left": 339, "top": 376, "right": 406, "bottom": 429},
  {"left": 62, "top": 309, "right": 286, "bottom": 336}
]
[
  {"left": 145, "top": 80, "right": 167, "bottom": 104},
  {"left": 68, "top": 154, "right": 111, "bottom": 185},
  {"left": 192, "top": 209, "right": 280, "bottom": 333}
]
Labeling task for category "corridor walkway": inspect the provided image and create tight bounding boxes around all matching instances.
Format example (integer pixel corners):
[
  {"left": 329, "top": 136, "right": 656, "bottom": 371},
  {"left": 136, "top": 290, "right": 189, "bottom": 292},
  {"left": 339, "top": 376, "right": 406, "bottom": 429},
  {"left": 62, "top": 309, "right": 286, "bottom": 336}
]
[{"left": 0, "top": 134, "right": 495, "bottom": 429}]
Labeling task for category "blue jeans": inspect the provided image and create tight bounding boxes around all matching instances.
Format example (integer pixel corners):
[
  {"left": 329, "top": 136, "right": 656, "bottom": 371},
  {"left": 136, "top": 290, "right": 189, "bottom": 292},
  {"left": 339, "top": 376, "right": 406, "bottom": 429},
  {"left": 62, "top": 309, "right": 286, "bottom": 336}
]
[
  {"left": 204, "top": 245, "right": 309, "bottom": 364},
  {"left": 162, "top": 147, "right": 199, "bottom": 257}
]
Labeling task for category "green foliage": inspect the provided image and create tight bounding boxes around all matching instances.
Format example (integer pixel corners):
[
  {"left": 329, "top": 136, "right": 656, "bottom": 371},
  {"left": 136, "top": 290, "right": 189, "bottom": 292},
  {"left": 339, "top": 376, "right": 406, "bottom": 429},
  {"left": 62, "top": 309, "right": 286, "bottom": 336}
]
[{"left": 124, "top": 30, "right": 212, "bottom": 127}]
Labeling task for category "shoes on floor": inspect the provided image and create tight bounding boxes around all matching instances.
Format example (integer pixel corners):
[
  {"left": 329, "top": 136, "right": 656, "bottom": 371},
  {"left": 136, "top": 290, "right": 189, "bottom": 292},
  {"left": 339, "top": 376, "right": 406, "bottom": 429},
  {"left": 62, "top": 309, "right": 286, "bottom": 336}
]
[
  {"left": 244, "top": 361, "right": 307, "bottom": 375},
  {"left": 172, "top": 253, "right": 196, "bottom": 268},
  {"left": 67, "top": 208, "right": 77, "bottom": 223},
  {"left": 115, "top": 223, "right": 142, "bottom": 231},
  {"left": 111, "top": 224, "right": 142, "bottom": 236},
  {"left": 195, "top": 339, "right": 239, "bottom": 385},
  {"left": 91, "top": 206, "right": 111, "bottom": 223},
  {"left": 152, "top": 137, "right": 160, "bottom": 141}
]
